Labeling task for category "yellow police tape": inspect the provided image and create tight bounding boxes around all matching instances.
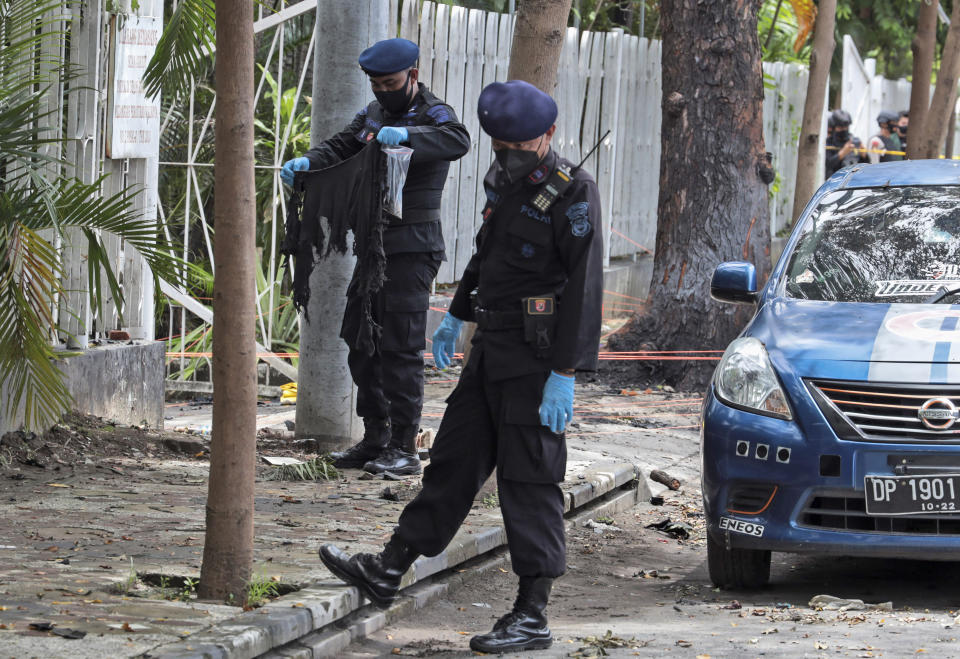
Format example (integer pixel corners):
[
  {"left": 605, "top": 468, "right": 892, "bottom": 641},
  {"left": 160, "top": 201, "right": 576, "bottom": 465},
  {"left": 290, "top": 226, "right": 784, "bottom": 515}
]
[{"left": 824, "top": 144, "right": 960, "bottom": 159}]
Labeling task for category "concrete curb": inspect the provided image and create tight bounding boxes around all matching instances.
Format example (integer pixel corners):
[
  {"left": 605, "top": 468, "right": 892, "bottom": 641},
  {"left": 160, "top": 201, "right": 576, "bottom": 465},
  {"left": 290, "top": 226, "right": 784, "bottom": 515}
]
[
  {"left": 147, "top": 462, "right": 641, "bottom": 659},
  {"left": 265, "top": 481, "right": 645, "bottom": 659}
]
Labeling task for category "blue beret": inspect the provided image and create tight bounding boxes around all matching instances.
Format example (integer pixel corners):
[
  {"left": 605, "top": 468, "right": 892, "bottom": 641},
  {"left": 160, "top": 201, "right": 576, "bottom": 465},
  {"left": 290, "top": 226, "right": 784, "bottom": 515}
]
[
  {"left": 477, "top": 80, "right": 558, "bottom": 142},
  {"left": 358, "top": 38, "right": 419, "bottom": 76}
]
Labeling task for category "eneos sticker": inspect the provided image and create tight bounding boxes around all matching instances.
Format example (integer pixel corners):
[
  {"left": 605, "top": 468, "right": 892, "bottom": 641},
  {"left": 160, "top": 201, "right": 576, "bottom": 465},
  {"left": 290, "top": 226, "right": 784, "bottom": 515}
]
[{"left": 719, "top": 516, "right": 765, "bottom": 537}]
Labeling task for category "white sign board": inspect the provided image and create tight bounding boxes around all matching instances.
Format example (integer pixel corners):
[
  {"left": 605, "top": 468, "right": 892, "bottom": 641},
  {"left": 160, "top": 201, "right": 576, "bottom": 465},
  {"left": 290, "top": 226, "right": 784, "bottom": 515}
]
[{"left": 106, "top": 15, "right": 161, "bottom": 159}]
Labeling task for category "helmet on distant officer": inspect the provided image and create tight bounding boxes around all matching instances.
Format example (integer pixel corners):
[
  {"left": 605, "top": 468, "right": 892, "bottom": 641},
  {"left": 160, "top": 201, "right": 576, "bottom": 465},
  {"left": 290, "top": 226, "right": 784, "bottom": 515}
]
[
  {"left": 877, "top": 110, "right": 899, "bottom": 130},
  {"left": 828, "top": 109, "right": 852, "bottom": 129}
]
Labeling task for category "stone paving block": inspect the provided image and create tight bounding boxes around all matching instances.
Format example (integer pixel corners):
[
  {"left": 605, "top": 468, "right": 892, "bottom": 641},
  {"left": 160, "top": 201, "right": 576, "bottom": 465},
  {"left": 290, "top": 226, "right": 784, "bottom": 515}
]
[
  {"left": 407, "top": 581, "right": 447, "bottom": 608},
  {"left": 258, "top": 607, "right": 313, "bottom": 647},
  {"left": 260, "top": 645, "right": 312, "bottom": 659},
  {"left": 474, "top": 525, "right": 506, "bottom": 553},
  {"left": 298, "top": 627, "right": 352, "bottom": 658},
  {"left": 411, "top": 552, "right": 448, "bottom": 580},
  {"left": 153, "top": 643, "right": 228, "bottom": 659},
  {"left": 279, "top": 587, "right": 358, "bottom": 628}
]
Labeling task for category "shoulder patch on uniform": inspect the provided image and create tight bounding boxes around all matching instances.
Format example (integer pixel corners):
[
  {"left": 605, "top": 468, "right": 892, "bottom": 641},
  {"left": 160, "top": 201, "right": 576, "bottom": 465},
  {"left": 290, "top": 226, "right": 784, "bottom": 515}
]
[
  {"left": 567, "top": 201, "right": 591, "bottom": 237},
  {"left": 426, "top": 104, "right": 452, "bottom": 124}
]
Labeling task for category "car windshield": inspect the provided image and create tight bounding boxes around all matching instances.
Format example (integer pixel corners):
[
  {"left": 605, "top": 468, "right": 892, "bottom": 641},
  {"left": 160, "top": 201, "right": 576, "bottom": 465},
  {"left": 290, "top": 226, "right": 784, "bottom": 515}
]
[{"left": 783, "top": 186, "right": 960, "bottom": 303}]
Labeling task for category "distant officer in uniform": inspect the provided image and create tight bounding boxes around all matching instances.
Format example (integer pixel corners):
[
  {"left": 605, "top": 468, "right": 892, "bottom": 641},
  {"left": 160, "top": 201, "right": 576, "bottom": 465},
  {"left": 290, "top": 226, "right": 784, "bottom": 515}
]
[
  {"left": 281, "top": 39, "right": 470, "bottom": 475},
  {"left": 867, "top": 110, "right": 904, "bottom": 164},
  {"left": 896, "top": 110, "right": 909, "bottom": 155},
  {"left": 824, "top": 109, "right": 867, "bottom": 178},
  {"left": 317, "top": 80, "right": 603, "bottom": 653}
]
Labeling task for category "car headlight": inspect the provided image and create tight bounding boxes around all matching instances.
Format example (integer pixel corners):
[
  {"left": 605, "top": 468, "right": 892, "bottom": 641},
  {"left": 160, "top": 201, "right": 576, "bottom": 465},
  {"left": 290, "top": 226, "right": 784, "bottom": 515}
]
[{"left": 714, "top": 337, "right": 792, "bottom": 420}]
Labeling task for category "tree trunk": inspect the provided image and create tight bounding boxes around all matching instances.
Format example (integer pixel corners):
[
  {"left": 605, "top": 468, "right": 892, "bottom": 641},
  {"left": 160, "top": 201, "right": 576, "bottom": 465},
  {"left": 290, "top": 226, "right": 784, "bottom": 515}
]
[
  {"left": 915, "top": 0, "right": 960, "bottom": 159},
  {"left": 605, "top": 0, "right": 771, "bottom": 391},
  {"left": 199, "top": 0, "right": 257, "bottom": 602},
  {"left": 946, "top": 104, "right": 957, "bottom": 158},
  {"left": 791, "top": 0, "right": 835, "bottom": 224},
  {"left": 907, "top": 0, "right": 938, "bottom": 160},
  {"left": 507, "top": 0, "right": 573, "bottom": 92}
]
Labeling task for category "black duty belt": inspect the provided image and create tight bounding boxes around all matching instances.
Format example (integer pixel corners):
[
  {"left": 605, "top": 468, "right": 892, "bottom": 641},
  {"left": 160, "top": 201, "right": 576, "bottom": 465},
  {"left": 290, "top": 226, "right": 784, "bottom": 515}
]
[
  {"left": 386, "top": 208, "right": 441, "bottom": 225},
  {"left": 474, "top": 306, "right": 524, "bottom": 331}
]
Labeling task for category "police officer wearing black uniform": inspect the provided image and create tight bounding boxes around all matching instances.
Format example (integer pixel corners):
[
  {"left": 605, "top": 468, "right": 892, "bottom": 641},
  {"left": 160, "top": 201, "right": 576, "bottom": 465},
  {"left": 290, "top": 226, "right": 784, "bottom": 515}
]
[
  {"left": 317, "top": 80, "right": 603, "bottom": 654},
  {"left": 824, "top": 109, "right": 867, "bottom": 178},
  {"left": 281, "top": 39, "right": 470, "bottom": 476},
  {"left": 867, "top": 110, "right": 904, "bottom": 164}
]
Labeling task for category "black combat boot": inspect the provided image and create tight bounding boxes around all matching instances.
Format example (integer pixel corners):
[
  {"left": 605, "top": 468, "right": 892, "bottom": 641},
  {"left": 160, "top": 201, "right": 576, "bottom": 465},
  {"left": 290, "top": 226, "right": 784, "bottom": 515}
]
[
  {"left": 469, "top": 577, "right": 553, "bottom": 653},
  {"left": 318, "top": 535, "right": 418, "bottom": 609},
  {"left": 328, "top": 417, "right": 390, "bottom": 469},
  {"left": 362, "top": 424, "right": 422, "bottom": 475}
]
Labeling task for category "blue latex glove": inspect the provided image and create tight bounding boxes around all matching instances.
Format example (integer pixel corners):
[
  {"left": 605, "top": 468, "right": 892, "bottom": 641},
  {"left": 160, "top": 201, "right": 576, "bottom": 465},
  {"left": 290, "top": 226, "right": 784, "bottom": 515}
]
[
  {"left": 280, "top": 156, "right": 309, "bottom": 186},
  {"left": 376, "top": 126, "right": 409, "bottom": 146},
  {"left": 539, "top": 371, "right": 575, "bottom": 434},
  {"left": 431, "top": 314, "right": 463, "bottom": 369}
]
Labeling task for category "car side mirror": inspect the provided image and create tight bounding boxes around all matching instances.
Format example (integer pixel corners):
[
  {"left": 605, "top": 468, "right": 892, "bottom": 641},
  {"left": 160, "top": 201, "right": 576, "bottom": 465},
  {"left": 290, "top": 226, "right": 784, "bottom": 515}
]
[{"left": 711, "top": 261, "right": 758, "bottom": 305}]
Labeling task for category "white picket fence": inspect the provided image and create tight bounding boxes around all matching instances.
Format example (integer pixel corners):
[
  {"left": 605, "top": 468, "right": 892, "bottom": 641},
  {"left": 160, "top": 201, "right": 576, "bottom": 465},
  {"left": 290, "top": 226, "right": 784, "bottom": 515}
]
[
  {"left": 763, "top": 61, "right": 810, "bottom": 235},
  {"left": 30, "top": 0, "right": 162, "bottom": 348},
  {"left": 840, "top": 35, "right": 912, "bottom": 149},
  {"left": 398, "top": 0, "right": 808, "bottom": 281}
]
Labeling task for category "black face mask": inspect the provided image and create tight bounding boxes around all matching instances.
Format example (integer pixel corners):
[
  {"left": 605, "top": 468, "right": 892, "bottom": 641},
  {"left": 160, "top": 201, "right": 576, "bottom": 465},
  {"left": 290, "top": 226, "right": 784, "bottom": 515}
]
[
  {"left": 898, "top": 125, "right": 908, "bottom": 135},
  {"left": 494, "top": 139, "right": 543, "bottom": 183},
  {"left": 374, "top": 72, "right": 414, "bottom": 115},
  {"left": 834, "top": 129, "right": 849, "bottom": 142}
]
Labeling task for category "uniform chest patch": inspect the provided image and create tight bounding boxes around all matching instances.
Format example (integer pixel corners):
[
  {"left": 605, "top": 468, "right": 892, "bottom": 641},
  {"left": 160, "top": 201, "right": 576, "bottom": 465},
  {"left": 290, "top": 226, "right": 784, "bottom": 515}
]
[
  {"left": 520, "top": 204, "right": 551, "bottom": 224},
  {"left": 567, "top": 201, "right": 591, "bottom": 237},
  {"left": 527, "top": 165, "right": 549, "bottom": 184},
  {"left": 521, "top": 243, "right": 536, "bottom": 258}
]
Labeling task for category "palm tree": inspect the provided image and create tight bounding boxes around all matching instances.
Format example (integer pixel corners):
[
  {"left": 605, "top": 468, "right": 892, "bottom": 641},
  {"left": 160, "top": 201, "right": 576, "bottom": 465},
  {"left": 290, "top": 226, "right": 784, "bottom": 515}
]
[{"left": 0, "top": 0, "right": 181, "bottom": 431}]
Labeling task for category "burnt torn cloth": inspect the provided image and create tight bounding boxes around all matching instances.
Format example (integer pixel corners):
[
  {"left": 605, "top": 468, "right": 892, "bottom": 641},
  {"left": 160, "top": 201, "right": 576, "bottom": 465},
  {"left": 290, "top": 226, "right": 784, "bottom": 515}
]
[{"left": 281, "top": 143, "right": 387, "bottom": 354}]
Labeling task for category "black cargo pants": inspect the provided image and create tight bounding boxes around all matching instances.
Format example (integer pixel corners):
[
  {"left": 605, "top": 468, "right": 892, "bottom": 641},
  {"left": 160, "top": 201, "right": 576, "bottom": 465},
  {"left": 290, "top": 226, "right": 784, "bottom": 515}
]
[
  {"left": 341, "top": 252, "right": 441, "bottom": 428},
  {"left": 395, "top": 347, "right": 567, "bottom": 577}
]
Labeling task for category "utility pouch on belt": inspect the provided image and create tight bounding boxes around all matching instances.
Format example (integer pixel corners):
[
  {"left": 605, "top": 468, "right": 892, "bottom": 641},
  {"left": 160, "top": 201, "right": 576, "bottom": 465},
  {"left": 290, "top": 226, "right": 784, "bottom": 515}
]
[{"left": 522, "top": 294, "right": 557, "bottom": 359}]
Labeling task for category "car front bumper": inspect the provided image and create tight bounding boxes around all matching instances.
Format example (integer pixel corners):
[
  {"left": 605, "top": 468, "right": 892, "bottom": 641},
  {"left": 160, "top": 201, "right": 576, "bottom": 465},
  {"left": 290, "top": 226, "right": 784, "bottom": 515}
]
[{"left": 702, "top": 388, "right": 960, "bottom": 560}]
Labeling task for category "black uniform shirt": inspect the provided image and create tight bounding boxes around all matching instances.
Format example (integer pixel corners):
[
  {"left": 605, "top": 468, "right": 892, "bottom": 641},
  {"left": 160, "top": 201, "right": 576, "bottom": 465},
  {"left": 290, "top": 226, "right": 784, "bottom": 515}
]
[
  {"left": 824, "top": 133, "right": 868, "bottom": 179},
  {"left": 304, "top": 83, "right": 470, "bottom": 257},
  {"left": 450, "top": 150, "right": 604, "bottom": 381}
]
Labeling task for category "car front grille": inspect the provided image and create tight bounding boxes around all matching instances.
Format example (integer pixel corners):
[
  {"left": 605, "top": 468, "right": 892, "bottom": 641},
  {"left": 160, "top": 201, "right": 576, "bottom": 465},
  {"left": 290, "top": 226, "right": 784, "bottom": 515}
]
[
  {"left": 808, "top": 380, "right": 960, "bottom": 443},
  {"left": 799, "top": 491, "right": 960, "bottom": 535}
]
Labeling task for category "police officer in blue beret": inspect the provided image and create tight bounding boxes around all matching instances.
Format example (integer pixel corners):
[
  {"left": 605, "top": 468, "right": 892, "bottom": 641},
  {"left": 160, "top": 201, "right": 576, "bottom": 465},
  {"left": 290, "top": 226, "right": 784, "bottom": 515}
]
[
  {"left": 281, "top": 38, "right": 470, "bottom": 476},
  {"left": 319, "top": 80, "right": 603, "bottom": 653}
]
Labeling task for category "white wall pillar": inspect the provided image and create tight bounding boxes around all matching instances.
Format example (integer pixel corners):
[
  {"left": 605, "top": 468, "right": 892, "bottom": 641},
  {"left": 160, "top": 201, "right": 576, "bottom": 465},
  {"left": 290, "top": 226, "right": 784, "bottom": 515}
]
[{"left": 295, "top": 0, "right": 390, "bottom": 448}]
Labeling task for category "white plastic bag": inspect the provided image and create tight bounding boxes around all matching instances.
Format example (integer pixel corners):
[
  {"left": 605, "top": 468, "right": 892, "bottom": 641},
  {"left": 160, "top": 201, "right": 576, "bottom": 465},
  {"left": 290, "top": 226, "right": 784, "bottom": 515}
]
[{"left": 382, "top": 145, "right": 413, "bottom": 219}]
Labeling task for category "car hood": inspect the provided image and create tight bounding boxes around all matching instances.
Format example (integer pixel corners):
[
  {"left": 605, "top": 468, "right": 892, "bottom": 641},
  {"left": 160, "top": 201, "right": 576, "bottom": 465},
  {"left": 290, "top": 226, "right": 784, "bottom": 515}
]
[{"left": 748, "top": 298, "right": 960, "bottom": 383}]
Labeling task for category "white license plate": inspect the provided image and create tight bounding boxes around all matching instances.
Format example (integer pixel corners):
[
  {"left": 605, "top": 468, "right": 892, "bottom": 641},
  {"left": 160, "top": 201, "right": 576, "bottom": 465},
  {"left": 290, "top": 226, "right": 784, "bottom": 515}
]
[{"left": 864, "top": 474, "right": 960, "bottom": 516}]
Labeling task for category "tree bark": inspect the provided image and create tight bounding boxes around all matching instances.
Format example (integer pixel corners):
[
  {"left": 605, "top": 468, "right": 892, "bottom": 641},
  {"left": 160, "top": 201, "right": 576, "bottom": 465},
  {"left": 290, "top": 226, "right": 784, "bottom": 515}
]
[
  {"left": 199, "top": 0, "right": 257, "bottom": 602},
  {"left": 915, "top": 0, "right": 960, "bottom": 159},
  {"left": 507, "top": 0, "right": 573, "bottom": 92},
  {"left": 791, "top": 0, "right": 835, "bottom": 223},
  {"left": 946, "top": 104, "right": 957, "bottom": 158},
  {"left": 605, "top": 0, "right": 771, "bottom": 391},
  {"left": 907, "top": 0, "right": 938, "bottom": 160}
]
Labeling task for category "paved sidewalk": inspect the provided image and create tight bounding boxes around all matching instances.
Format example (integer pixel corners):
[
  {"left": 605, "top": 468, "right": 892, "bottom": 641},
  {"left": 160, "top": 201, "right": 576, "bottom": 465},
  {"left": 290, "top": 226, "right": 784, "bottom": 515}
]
[{"left": 0, "top": 376, "right": 702, "bottom": 659}]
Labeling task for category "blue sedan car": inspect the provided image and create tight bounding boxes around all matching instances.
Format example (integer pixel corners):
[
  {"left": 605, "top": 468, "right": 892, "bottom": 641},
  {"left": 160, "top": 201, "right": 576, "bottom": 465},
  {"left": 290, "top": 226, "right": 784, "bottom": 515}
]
[{"left": 703, "top": 160, "right": 960, "bottom": 588}]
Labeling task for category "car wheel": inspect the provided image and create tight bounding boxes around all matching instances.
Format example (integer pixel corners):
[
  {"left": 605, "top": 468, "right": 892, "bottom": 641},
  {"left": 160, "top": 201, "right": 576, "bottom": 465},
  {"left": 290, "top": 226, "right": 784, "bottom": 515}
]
[{"left": 707, "top": 533, "right": 771, "bottom": 589}]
